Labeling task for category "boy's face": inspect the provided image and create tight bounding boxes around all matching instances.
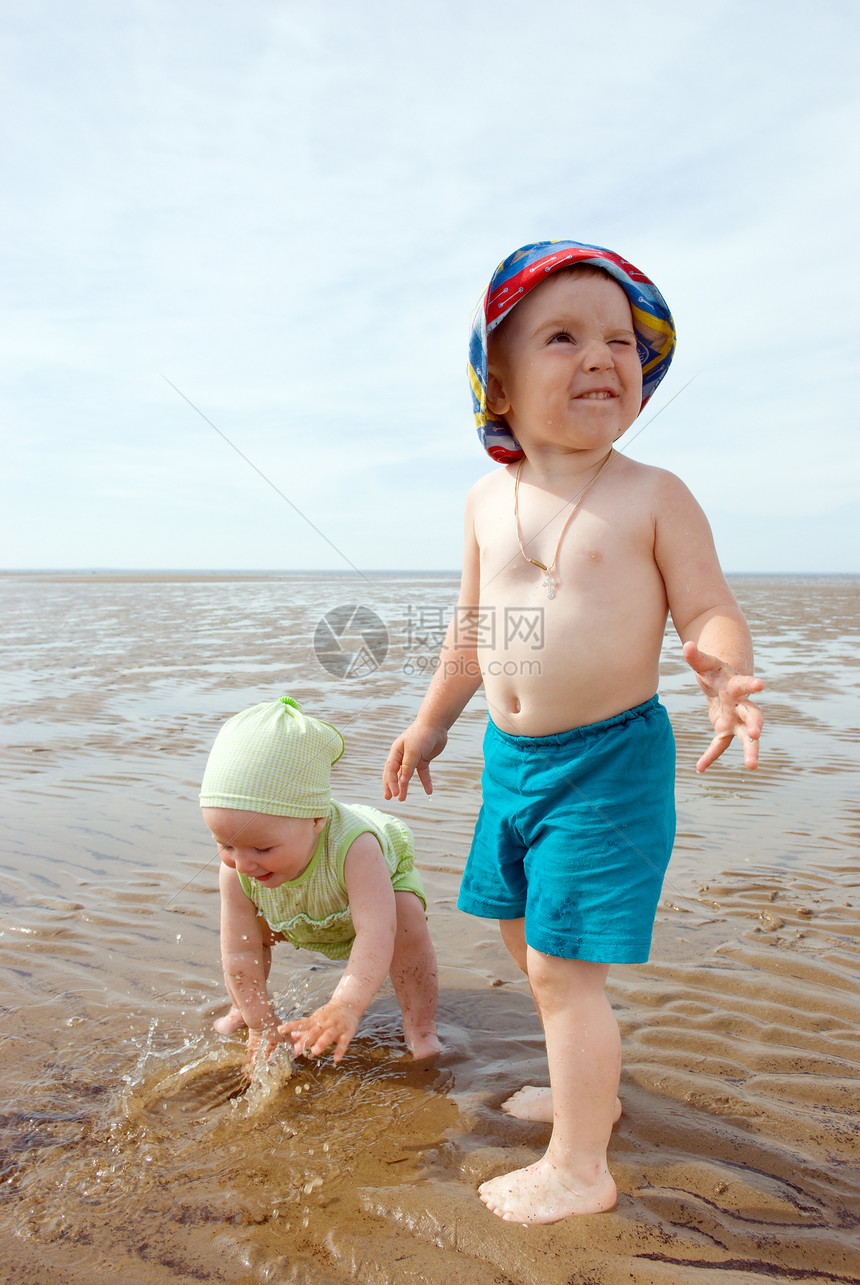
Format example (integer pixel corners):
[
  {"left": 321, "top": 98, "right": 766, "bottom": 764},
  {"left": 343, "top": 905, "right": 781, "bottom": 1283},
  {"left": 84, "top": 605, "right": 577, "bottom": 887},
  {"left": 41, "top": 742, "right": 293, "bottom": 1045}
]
[
  {"left": 487, "top": 271, "right": 643, "bottom": 455},
  {"left": 202, "top": 808, "right": 327, "bottom": 888}
]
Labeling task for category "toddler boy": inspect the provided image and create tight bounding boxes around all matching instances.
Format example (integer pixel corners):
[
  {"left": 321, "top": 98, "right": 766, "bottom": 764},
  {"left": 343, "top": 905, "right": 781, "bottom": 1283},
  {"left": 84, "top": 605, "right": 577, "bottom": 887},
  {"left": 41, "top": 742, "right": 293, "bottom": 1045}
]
[{"left": 383, "top": 240, "right": 762, "bottom": 1223}]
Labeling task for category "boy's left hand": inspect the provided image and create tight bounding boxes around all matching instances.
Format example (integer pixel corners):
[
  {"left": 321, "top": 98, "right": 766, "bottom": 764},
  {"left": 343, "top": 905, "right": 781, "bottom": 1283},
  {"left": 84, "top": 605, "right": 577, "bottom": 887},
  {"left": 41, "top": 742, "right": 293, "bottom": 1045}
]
[
  {"left": 683, "top": 640, "right": 764, "bottom": 773},
  {"left": 279, "top": 1001, "right": 360, "bottom": 1064}
]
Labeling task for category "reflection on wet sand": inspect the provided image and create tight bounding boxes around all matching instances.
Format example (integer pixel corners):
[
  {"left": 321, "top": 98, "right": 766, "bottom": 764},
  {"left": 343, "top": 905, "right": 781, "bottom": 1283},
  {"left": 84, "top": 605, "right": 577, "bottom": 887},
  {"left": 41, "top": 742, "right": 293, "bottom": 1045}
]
[{"left": 1, "top": 572, "right": 858, "bottom": 1284}]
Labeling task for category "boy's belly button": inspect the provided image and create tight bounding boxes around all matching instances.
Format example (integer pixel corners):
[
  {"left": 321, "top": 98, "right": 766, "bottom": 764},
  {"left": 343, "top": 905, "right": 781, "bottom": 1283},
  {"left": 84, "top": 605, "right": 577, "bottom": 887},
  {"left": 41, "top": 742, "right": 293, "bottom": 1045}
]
[{"left": 511, "top": 697, "right": 521, "bottom": 714}]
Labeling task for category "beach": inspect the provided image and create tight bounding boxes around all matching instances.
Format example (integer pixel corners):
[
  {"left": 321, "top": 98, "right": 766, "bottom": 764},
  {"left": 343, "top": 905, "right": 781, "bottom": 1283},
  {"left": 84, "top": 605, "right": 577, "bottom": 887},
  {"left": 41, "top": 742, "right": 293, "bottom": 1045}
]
[{"left": 1, "top": 570, "right": 858, "bottom": 1284}]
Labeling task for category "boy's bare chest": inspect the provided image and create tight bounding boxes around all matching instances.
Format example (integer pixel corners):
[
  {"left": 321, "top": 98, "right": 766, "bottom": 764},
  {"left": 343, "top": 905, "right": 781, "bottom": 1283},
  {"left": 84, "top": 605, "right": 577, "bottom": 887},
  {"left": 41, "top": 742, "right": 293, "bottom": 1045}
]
[{"left": 474, "top": 481, "right": 654, "bottom": 602}]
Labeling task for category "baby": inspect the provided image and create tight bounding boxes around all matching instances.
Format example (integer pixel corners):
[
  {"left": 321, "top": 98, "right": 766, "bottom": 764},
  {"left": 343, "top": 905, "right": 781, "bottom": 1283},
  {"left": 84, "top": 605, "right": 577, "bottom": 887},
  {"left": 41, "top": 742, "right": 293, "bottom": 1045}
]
[
  {"left": 200, "top": 696, "right": 440, "bottom": 1065},
  {"left": 384, "top": 239, "right": 763, "bottom": 1223}
]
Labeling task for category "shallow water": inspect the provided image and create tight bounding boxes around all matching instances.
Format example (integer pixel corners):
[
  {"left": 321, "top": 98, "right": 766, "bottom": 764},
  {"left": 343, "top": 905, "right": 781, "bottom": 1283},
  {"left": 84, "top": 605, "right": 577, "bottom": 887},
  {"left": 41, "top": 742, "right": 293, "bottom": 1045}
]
[{"left": 1, "top": 571, "right": 858, "bottom": 1284}]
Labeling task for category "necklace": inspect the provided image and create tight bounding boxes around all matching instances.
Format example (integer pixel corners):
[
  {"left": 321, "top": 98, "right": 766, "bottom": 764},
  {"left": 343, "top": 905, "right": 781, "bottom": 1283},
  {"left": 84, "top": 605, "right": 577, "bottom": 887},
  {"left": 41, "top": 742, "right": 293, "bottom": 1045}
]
[{"left": 514, "top": 450, "right": 614, "bottom": 599}]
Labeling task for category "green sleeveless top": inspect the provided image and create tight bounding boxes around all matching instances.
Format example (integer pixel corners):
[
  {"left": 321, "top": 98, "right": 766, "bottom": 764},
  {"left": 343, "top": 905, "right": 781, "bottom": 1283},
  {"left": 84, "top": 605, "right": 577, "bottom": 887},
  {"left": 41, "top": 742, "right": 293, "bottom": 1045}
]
[{"left": 237, "top": 800, "right": 423, "bottom": 961}]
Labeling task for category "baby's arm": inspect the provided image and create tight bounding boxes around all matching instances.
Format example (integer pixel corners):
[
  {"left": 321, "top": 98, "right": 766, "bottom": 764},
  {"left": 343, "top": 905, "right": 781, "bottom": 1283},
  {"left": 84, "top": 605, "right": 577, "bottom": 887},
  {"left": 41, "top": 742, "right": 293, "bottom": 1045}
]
[
  {"left": 655, "top": 473, "right": 764, "bottom": 772},
  {"left": 383, "top": 491, "right": 483, "bottom": 800},
  {"left": 279, "top": 833, "right": 397, "bottom": 1063},
  {"left": 219, "top": 864, "right": 283, "bottom": 1061}
]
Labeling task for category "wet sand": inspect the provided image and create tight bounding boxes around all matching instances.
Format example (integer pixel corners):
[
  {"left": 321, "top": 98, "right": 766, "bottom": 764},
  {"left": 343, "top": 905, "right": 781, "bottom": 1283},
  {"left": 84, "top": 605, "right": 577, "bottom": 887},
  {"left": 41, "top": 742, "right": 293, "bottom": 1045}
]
[{"left": 1, "top": 571, "right": 858, "bottom": 1284}]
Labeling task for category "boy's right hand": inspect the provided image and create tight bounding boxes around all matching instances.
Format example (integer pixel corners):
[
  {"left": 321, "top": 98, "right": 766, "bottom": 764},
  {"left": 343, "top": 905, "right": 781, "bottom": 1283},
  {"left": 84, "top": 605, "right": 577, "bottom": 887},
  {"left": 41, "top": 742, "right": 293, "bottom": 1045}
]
[{"left": 382, "top": 723, "right": 448, "bottom": 801}]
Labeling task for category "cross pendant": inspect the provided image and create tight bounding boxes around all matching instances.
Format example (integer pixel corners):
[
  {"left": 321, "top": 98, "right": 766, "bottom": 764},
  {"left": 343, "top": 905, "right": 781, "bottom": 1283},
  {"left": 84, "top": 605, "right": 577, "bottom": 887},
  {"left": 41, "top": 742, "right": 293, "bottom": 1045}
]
[{"left": 542, "top": 570, "right": 559, "bottom": 600}]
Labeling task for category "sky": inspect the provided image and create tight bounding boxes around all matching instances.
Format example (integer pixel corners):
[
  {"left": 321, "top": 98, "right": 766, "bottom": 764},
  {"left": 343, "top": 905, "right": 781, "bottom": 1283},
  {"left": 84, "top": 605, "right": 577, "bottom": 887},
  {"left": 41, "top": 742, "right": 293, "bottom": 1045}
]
[{"left": 2, "top": 0, "right": 859, "bottom": 574}]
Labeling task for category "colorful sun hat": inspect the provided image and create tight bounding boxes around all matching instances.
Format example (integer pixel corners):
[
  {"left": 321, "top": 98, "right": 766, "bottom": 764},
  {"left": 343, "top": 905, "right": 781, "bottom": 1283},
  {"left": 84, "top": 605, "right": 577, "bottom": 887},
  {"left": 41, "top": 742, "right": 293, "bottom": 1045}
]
[
  {"left": 468, "top": 239, "right": 677, "bottom": 463},
  {"left": 199, "top": 696, "right": 345, "bottom": 818}
]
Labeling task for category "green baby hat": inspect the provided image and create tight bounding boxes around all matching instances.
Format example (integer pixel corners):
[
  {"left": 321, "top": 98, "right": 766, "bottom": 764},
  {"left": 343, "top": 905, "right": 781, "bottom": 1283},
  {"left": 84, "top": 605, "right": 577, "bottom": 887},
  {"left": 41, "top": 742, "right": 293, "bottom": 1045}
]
[{"left": 199, "top": 696, "right": 345, "bottom": 818}]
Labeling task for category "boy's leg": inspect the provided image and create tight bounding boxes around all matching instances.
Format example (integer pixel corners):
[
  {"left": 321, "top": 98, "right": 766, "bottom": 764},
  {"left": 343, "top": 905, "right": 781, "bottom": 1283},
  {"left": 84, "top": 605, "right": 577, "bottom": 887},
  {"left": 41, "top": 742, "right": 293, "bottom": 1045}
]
[
  {"left": 214, "top": 917, "right": 275, "bottom": 1035},
  {"left": 499, "top": 915, "right": 528, "bottom": 972},
  {"left": 497, "top": 918, "right": 622, "bottom": 1126},
  {"left": 389, "top": 891, "right": 441, "bottom": 1059},
  {"left": 497, "top": 916, "right": 556, "bottom": 1122},
  {"left": 480, "top": 951, "right": 620, "bottom": 1224}
]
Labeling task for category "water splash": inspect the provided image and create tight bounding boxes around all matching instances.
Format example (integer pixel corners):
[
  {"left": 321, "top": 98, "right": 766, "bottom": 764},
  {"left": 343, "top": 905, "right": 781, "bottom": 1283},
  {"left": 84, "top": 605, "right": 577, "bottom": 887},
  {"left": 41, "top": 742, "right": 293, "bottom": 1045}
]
[{"left": 240, "top": 1042, "right": 295, "bottom": 1114}]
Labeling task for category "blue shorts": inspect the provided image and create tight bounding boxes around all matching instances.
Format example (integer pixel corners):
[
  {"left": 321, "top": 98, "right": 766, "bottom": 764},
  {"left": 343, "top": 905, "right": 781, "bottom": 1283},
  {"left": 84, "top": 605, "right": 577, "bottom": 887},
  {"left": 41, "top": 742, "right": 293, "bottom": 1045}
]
[{"left": 457, "top": 697, "right": 676, "bottom": 964}]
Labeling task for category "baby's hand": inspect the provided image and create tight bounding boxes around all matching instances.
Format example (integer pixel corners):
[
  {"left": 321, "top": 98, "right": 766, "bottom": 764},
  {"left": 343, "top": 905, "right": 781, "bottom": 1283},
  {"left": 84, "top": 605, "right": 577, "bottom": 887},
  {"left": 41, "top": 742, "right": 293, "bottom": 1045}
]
[
  {"left": 245, "top": 1024, "right": 286, "bottom": 1069},
  {"left": 279, "top": 1001, "right": 360, "bottom": 1064}
]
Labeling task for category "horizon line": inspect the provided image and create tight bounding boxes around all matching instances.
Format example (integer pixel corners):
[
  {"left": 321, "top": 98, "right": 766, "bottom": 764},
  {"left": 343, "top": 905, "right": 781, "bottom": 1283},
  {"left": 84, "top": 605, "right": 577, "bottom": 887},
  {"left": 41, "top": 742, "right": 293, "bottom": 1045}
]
[{"left": 2, "top": 567, "right": 858, "bottom": 578}]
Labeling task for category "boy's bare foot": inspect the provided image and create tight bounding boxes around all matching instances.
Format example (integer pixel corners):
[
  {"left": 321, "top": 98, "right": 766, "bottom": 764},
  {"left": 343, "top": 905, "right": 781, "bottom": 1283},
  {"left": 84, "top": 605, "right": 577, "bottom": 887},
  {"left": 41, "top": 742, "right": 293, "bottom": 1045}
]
[
  {"left": 501, "top": 1086, "right": 622, "bottom": 1125},
  {"left": 479, "top": 1157, "right": 617, "bottom": 1224},
  {"left": 214, "top": 1007, "right": 246, "bottom": 1036}
]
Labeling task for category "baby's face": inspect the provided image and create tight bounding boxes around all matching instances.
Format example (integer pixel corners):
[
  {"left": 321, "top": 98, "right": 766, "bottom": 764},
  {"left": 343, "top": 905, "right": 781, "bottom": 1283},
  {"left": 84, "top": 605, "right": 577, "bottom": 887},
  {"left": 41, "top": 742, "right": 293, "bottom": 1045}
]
[
  {"left": 488, "top": 271, "right": 643, "bottom": 455},
  {"left": 202, "top": 807, "right": 326, "bottom": 888}
]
